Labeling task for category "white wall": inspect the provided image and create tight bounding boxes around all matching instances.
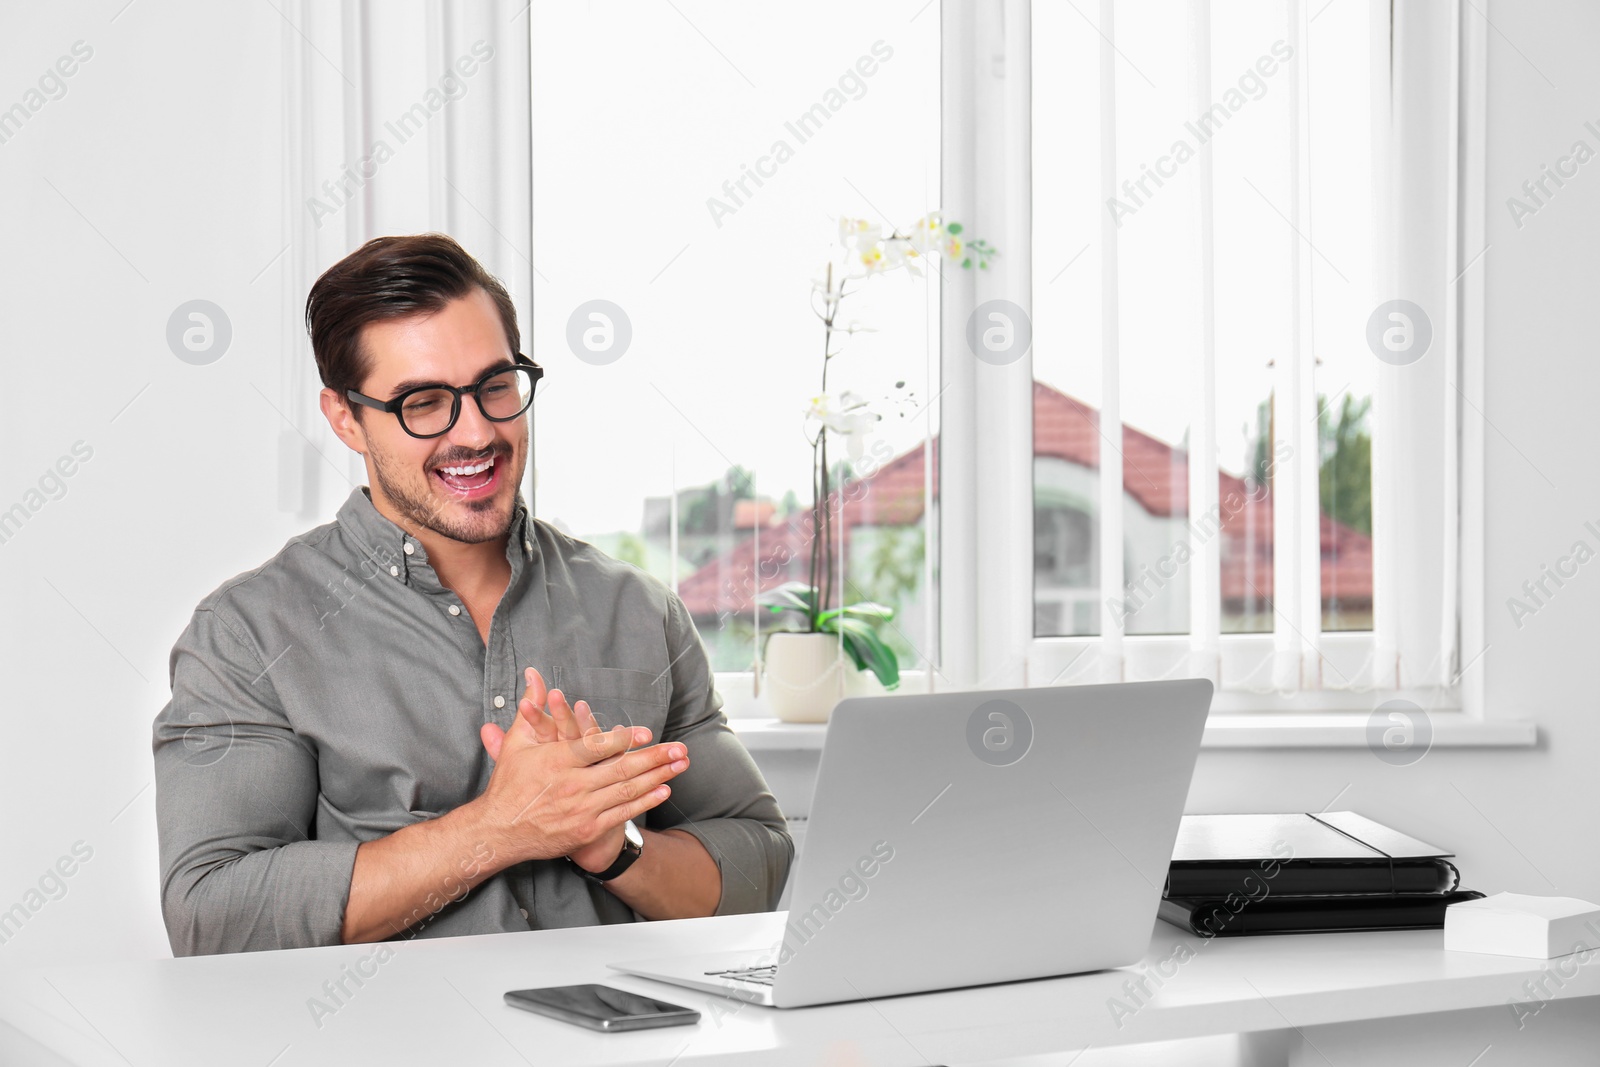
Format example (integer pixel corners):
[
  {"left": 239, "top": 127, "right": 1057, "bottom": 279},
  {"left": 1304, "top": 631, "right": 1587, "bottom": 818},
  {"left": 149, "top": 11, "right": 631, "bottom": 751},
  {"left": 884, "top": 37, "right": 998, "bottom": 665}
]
[
  {"left": 0, "top": 1, "right": 300, "bottom": 967},
  {"left": 1, "top": 0, "right": 1596, "bottom": 976}
]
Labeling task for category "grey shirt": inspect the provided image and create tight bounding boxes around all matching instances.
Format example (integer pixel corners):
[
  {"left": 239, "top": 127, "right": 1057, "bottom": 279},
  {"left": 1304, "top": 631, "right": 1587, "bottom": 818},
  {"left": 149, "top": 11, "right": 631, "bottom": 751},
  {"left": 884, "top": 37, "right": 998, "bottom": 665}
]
[{"left": 153, "top": 486, "right": 791, "bottom": 956}]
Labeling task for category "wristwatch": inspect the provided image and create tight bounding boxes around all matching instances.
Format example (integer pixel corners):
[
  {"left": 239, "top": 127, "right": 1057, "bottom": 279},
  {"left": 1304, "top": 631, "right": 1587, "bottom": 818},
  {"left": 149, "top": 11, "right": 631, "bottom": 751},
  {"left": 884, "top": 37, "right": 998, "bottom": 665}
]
[{"left": 570, "top": 820, "right": 643, "bottom": 884}]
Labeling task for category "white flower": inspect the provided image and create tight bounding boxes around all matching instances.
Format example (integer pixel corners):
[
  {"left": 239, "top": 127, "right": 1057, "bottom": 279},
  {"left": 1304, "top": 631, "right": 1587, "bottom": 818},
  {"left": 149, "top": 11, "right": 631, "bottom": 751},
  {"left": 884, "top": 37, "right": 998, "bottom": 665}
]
[
  {"left": 845, "top": 232, "right": 927, "bottom": 279},
  {"left": 806, "top": 390, "right": 883, "bottom": 438},
  {"left": 880, "top": 238, "right": 913, "bottom": 270},
  {"left": 890, "top": 241, "right": 927, "bottom": 278},
  {"left": 838, "top": 217, "right": 882, "bottom": 251},
  {"left": 854, "top": 242, "right": 888, "bottom": 274},
  {"left": 837, "top": 211, "right": 955, "bottom": 280},
  {"left": 909, "top": 213, "right": 944, "bottom": 255}
]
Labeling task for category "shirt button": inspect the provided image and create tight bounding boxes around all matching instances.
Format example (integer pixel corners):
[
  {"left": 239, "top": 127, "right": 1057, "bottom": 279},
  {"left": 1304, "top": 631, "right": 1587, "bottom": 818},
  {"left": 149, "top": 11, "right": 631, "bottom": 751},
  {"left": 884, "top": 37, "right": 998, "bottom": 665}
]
[
  {"left": 448, "top": 605, "right": 462, "bottom": 616},
  {"left": 519, "top": 908, "right": 529, "bottom": 920},
  {"left": 403, "top": 542, "right": 415, "bottom": 555},
  {"left": 524, "top": 540, "right": 532, "bottom": 554},
  {"left": 493, "top": 695, "right": 506, "bottom": 708},
  {"left": 389, "top": 566, "right": 399, "bottom": 577}
]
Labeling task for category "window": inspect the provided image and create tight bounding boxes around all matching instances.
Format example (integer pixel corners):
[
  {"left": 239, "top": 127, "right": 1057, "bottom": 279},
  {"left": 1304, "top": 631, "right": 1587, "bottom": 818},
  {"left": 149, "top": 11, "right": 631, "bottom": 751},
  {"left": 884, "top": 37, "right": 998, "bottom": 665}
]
[
  {"left": 1030, "top": 0, "right": 1378, "bottom": 670},
  {"left": 952, "top": 0, "right": 1469, "bottom": 711},
  {"left": 530, "top": 3, "right": 942, "bottom": 704},
  {"left": 528, "top": 0, "right": 1474, "bottom": 717}
]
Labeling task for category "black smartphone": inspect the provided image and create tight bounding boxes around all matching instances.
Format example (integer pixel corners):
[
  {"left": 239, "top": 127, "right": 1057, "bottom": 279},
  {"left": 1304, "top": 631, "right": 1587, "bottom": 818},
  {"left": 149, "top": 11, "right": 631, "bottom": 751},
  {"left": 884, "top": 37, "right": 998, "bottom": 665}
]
[{"left": 503, "top": 984, "right": 701, "bottom": 1032}]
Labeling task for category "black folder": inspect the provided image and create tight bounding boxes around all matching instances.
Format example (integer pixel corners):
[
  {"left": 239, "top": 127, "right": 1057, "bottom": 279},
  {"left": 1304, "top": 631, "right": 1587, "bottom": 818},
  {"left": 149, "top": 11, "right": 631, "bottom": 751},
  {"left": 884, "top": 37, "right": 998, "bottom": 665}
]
[
  {"left": 1161, "top": 889, "right": 1486, "bottom": 937},
  {"left": 1165, "top": 811, "right": 1462, "bottom": 900}
]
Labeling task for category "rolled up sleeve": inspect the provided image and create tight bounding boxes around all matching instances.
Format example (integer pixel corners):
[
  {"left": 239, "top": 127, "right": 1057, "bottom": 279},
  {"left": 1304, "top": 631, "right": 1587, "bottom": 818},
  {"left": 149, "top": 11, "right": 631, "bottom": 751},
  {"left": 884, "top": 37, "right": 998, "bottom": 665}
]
[
  {"left": 651, "top": 591, "right": 794, "bottom": 915},
  {"left": 153, "top": 607, "right": 357, "bottom": 956}
]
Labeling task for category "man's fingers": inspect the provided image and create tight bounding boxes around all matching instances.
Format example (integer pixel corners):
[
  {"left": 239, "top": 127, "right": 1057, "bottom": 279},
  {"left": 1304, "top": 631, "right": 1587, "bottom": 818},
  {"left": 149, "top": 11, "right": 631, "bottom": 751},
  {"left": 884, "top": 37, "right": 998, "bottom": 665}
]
[
  {"left": 573, "top": 699, "right": 603, "bottom": 736},
  {"left": 517, "top": 699, "right": 561, "bottom": 747},
  {"left": 480, "top": 722, "right": 505, "bottom": 761},
  {"left": 570, "top": 724, "right": 652, "bottom": 764},
  {"left": 522, "top": 666, "right": 548, "bottom": 714},
  {"left": 594, "top": 756, "right": 687, "bottom": 811},
  {"left": 519, "top": 697, "right": 558, "bottom": 744},
  {"left": 596, "top": 725, "right": 653, "bottom": 759},
  {"left": 548, "top": 688, "right": 586, "bottom": 742},
  {"left": 605, "top": 743, "right": 687, "bottom": 784},
  {"left": 598, "top": 782, "right": 675, "bottom": 828},
  {"left": 523, "top": 668, "right": 580, "bottom": 744}
]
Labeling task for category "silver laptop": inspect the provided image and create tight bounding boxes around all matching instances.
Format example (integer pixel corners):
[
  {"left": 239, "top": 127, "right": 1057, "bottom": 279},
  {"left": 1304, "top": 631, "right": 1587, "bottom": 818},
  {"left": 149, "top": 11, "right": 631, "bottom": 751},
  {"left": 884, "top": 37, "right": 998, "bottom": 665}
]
[{"left": 609, "top": 679, "right": 1213, "bottom": 1008}]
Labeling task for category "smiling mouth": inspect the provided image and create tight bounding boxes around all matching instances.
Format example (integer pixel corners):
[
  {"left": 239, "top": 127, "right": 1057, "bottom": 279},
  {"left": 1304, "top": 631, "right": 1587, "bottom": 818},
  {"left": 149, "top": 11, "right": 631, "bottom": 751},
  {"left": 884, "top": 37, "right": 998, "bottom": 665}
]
[{"left": 433, "top": 453, "right": 501, "bottom": 497}]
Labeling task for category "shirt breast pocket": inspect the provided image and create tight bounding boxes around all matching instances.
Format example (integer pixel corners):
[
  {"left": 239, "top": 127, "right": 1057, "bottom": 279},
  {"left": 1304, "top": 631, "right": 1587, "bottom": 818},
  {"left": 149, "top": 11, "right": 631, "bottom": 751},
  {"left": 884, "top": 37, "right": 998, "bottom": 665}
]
[{"left": 550, "top": 665, "right": 670, "bottom": 740}]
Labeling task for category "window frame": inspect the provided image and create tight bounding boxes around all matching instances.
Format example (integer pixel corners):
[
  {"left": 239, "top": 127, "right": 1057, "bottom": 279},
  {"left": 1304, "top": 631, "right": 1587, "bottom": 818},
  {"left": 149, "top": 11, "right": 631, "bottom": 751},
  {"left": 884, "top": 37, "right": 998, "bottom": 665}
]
[{"left": 931, "top": 0, "right": 1496, "bottom": 724}]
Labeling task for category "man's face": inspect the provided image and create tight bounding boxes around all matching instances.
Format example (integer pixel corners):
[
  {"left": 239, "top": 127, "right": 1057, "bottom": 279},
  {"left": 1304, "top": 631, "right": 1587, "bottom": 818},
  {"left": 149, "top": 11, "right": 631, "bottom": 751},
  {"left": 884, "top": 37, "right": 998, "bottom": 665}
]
[{"left": 347, "top": 288, "right": 528, "bottom": 546}]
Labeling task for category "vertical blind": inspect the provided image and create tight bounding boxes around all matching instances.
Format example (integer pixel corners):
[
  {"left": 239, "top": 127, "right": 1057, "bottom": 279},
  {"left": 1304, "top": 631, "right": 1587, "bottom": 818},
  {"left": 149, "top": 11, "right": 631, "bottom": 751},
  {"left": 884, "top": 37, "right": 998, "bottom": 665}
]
[{"left": 1022, "top": 0, "right": 1463, "bottom": 699}]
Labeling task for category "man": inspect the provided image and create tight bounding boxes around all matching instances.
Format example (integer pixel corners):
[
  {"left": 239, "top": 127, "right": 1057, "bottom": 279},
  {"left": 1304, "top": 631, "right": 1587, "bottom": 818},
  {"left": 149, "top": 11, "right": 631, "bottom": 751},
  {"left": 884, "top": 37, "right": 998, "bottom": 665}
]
[{"left": 153, "top": 234, "right": 792, "bottom": 955}]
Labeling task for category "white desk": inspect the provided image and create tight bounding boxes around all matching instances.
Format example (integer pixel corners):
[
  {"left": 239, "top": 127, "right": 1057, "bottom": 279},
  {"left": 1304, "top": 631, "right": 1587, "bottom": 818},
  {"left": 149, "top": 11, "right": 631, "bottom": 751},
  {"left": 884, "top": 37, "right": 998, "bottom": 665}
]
[{"left": 2, "top": 912, "right": 1595, "bottom": 1066}]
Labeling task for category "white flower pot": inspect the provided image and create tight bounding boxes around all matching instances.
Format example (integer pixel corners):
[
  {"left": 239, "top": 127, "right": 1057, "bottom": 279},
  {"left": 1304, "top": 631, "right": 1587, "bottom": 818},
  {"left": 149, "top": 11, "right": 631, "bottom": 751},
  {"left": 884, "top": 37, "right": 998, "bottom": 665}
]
[{"left": 761, "top": 632, "right": 884, "bottom": 723}]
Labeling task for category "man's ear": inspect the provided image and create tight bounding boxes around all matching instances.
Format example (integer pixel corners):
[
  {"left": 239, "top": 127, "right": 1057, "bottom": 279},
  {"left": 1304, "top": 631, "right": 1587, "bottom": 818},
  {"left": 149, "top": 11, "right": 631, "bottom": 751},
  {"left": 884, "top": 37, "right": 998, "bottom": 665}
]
[{"left": 320, "top": 387, "right": 367, "bottom": 454}]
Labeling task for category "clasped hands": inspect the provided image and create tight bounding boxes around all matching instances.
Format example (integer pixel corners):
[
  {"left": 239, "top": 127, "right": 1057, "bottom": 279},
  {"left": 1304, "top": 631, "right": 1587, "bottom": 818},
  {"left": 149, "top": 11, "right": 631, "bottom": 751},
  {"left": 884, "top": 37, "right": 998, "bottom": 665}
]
[{"left": 477, "top": 667, "right": 688, "bottom": 875}]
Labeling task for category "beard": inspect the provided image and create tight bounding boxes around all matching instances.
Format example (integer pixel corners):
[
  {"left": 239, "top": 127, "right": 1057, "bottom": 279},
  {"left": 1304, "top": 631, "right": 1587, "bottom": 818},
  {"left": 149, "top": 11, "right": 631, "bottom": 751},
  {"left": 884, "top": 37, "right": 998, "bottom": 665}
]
[{"left": 367, "top": 436, "right": 521, "bottom": 546}]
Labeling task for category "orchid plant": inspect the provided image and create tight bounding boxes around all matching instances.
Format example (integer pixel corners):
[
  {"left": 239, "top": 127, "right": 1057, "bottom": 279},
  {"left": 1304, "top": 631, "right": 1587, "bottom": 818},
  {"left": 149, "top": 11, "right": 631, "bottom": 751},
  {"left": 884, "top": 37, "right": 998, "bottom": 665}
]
[{"left": 758, "top": 214, "right": 996, "bottom": 691}]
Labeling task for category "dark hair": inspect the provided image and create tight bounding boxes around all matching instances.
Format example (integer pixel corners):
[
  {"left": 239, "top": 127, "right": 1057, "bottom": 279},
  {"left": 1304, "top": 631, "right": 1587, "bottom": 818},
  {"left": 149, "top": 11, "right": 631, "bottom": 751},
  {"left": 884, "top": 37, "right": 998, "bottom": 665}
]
[{"left": 304, "top": 233, "right": 521, "bottom": 407}]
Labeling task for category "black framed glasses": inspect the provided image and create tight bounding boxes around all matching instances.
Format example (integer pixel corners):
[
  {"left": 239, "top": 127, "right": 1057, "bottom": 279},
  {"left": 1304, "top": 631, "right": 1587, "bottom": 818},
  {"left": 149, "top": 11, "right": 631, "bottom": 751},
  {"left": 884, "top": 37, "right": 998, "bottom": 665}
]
[{"left": 346, "top": 353, "right": 543, "bottom": 439}]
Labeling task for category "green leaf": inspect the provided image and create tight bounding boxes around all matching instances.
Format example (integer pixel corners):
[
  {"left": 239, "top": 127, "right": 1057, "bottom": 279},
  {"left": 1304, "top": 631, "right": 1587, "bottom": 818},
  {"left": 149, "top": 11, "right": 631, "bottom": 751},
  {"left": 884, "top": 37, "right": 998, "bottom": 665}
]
[
  {"left": 833, "top": 616, "right": 901, "bottom": 689},
  {"left": 756, "top": 581, "right": 816, "bottom": 612},
  {"left": 757, "top": 582, "right": 821, "bottom": 627},
  {"left": 961, "top": 257, "right": 972, "bottom": 269},
  {"left": 817, "top": 601, "right": 896, "bottom": 625},
  {"left": 837, "top": 629, "right": 872, "bottom": 673},
  {"left": 946, "top": 222, "right": 963, "bottom": 234}
]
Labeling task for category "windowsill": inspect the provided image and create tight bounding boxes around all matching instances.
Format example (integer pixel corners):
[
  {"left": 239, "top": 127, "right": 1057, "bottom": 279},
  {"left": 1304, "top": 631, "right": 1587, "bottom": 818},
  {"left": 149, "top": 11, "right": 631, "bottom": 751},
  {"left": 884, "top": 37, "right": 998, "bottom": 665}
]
[
  {"left": 1197, "top": 713, "right": 1536, "bottom": 748},
  {"left": 728, "top": 713, "right": 1538, "bottom": 752},
  {"left": 726, "top": 717, "right": 831, "bottom": 752}
]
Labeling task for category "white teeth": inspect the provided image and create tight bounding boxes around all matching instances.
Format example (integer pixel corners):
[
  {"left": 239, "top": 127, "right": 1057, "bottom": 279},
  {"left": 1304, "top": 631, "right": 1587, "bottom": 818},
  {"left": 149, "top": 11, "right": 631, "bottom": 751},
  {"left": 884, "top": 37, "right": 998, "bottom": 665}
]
[{"left": 439, "top": 458, "right": 493, "bottom": 477}]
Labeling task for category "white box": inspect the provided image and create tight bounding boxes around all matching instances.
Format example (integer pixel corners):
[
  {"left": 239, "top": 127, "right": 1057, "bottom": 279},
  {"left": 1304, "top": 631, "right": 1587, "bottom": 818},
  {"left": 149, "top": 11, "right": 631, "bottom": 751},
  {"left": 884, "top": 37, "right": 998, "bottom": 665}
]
[{"left": 1444, "top": 893, "right": 1600, "bottom": 960}]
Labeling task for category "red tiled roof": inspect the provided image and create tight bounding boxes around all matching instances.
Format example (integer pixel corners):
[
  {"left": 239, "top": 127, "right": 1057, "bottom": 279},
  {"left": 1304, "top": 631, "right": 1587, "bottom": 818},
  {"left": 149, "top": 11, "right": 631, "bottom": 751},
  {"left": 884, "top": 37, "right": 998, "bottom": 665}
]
[
  {"left": 675, "top": 382, "right": 1372, "bottom": 616},
  {"left": 733, "top": 498, "right": 776, "bottom": 529}
]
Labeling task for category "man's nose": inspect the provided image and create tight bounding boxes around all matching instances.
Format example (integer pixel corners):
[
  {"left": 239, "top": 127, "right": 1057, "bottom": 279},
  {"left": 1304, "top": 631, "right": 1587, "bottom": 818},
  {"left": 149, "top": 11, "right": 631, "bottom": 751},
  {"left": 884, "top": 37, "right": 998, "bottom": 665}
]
[{"left": 447, "top": 393, "right": 498, "bottom": 451}]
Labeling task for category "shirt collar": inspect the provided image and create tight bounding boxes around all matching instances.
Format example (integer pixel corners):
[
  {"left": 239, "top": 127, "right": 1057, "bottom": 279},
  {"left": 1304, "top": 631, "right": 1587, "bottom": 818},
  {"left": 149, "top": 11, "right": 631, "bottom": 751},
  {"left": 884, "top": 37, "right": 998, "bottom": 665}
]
[{"left": 335, "top": 486, "right": 537, "bottom": 589}]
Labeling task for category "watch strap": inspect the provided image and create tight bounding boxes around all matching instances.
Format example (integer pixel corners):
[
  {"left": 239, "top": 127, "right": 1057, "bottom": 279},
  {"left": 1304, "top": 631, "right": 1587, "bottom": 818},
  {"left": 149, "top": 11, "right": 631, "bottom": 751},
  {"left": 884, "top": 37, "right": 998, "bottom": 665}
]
[{"left": 573, "top": 821, "right": 643, "bottom": 884}]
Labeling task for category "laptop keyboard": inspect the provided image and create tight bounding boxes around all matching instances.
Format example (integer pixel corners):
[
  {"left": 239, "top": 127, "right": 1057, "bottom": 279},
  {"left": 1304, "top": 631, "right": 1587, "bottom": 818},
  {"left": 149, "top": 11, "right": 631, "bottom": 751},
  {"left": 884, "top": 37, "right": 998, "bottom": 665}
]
[{"left": 704, "top": 964, "right": 777, "bottom": 986}]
